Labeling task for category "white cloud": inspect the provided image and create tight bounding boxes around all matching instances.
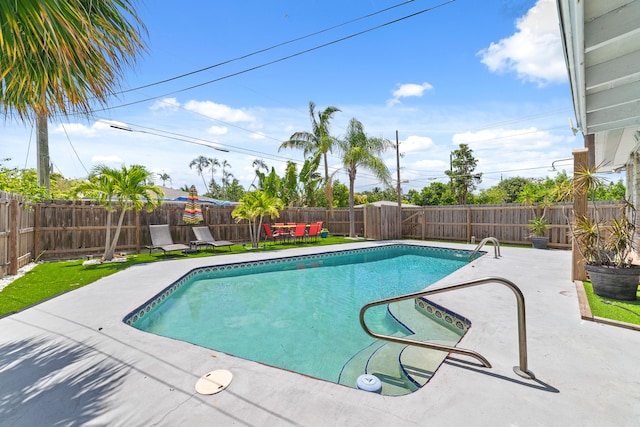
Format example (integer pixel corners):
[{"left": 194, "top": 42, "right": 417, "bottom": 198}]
[
  {"left": 388, "top": 82, "right": 433, "bottom": 106},
  {"left": 402, "top": 135, "right": 434, "bottom": 152},
  {"left": 51, "top": 119, "right": 123, "bottom": 137},
  {"left": 184, "top": 100, "right": 255, "bottom": 122},
  {"left": 450, "top": 127, "right": 569, "bottom": 180},
  {"left": 94, "top": 119, "right": 127, "bottom": 130},
  {"left": 249, "top": 132, "right": 267, "bottom": 140},
  {"left": 477, "top": 0, "right": 566, "bottom": 85},
  {"left": 91, "top": 155, "right": 123, "bottom": 164},
  {"left": 206, "top": 126, "right": 228, "bottom": 135},
  {"left": 413, "top": 158, "right": 447, "bottom": 169},
  {"left": 150, "top": 98, "right": 181, "bottom": 111}
]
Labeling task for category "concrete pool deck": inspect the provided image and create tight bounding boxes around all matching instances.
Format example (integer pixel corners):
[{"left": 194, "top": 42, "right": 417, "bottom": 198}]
[{"left": 1, "top": 240, "right": 639, "bottom": 426}]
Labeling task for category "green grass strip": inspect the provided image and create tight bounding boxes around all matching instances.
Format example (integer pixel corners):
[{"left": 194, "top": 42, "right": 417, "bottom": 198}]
[{"left": 583, "top": 281, "right": 640, "bottom": 326}]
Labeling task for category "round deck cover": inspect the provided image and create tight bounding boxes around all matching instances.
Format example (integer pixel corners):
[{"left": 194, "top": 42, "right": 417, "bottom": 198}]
[{"left": 195, "top": 369, "right": 233, "bottom": 395}]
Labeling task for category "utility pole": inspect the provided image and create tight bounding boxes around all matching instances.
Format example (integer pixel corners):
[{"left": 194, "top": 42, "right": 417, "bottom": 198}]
[
  {"left": 396, "top": 130, "right": 401, "bottom": 239},
  {"left": 396, "top": 130, "right": 401, "bottom": 209}
]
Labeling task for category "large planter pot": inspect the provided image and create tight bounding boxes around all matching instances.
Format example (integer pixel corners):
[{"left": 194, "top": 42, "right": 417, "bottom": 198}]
[
  {"left": 531, "top": 236, "right": 549, "bottom": 249},
  {"left": 584, "top": 264, "right": 640, "bottom": 301}
]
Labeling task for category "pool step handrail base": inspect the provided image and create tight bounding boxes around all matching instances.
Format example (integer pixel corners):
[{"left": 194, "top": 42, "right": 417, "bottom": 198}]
[
  {"left": 470, "top": 237, "right": 501, "bottom": 259},
  {"left": 360, "top": 276, "right": 534, "bottom": 380}
]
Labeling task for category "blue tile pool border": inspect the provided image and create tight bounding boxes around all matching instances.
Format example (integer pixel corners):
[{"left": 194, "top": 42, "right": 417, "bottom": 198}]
[{"left": 123, "top": 244, "right": 484, "bottom": 326}]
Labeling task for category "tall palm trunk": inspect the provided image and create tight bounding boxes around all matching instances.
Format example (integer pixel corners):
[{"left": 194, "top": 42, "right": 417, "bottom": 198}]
[
  {"left": 323, "top": 152, "right": 333, "bottom": 209},
  {"left": 105, "top": 207, "right": 129, "bottom": 260},
  {"left": 348, "top": 171, "right": 356, "bottom": 237},
  {"left": 36, "top": 111, "right": 50, "bottom": 191},
  {"left": 104, "top": 203, "right": 113, "bottom": 260}
]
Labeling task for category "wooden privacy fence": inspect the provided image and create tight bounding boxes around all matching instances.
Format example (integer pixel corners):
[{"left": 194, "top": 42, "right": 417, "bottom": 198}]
[
  {"left": 0, "top": 191, "right": 36, "bottom": 277},
  {"left": 0, "top": 192, "right": 626, "bottom": 276},
  {"left": 400, "top": 202, "right": 624, "bottom": 248}
]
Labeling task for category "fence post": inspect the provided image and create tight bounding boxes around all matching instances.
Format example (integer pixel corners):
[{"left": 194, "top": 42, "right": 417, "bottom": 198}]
[
  {"left": 34, "top": 204, "right": 41, "bottom": 262},
  {"left": 466, "top": 207, "right": 472, "bottom": 243},
  {"left": 8, "top": 199, "right": 18, "bottom": 275}
]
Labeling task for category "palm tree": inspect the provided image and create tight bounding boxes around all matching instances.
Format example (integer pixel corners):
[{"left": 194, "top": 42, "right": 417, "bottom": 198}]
[
  {"left": 208, "top": 157, "right": 220, "bottom": 195},
  {"left": 337, "top": 118, "right": 392, "bottom": 237},
  {"left": 299, "top": 157, "right": 322, "bottom": 206},
  {"left": 0, "top": 0, "right": 146, "bottom": 191},
  {"left": 279, "top": 101, "right": 340, "bottom": 207},
  {"left": 231, "top": 190, "right": 283, "bottom": 249},
  {"left": 221, "top": 160, "right": 231, "bottom": 199},
  {"left": 158, "top": 172, "right": 171, "bottom": 186},
  {"left": 77, "top": 164, "right": 163, "bottom": 261},
  {"left": 250, "top": 159, "right": 269, "bottom": 190},
  {"left": 189, "top": 156, "right": 212, "bottom": 193}
]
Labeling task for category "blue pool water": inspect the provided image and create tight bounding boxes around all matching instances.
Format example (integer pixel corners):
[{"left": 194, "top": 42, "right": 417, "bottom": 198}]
[{"left": 127, "top": 245, "right": 475, "bottom": 383}]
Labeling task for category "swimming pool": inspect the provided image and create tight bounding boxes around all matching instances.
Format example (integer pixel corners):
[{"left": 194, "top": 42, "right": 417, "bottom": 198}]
[{"left": 126, "top": 244, "right": 479, "bottom": 395}]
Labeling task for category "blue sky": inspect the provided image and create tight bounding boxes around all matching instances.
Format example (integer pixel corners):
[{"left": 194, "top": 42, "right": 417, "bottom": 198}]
[{"left": 2, "top": 0, "right": 581, "bottom": 195}]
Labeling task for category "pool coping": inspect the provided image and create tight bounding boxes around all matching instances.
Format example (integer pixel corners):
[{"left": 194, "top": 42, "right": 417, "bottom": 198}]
[{"left": 1, "top": 240, "right": 639, "bottom": 425}]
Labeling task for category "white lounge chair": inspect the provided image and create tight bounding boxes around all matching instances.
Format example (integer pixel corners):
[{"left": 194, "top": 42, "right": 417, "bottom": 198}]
[
  {"left": 191, "top": 226, "right": 233, "bottom": 252},
  {"left": 147, "top": 224, "right": 190, "bottom": 255}
]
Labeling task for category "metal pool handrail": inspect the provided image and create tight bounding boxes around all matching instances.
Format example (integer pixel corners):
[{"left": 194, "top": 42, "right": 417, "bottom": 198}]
[
  {"left": 359, "top": 276, "right": 535, "bottom": 380},
  {"left": 470, "top": 237, "right": 501, "bottom": 259}
]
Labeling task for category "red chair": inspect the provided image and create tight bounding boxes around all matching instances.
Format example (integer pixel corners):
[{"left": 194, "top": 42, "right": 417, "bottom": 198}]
[
  {"left": 263, "top": 223, "right": 283, "bottom": 245},
  {"left": 307, "top": 222, "right": 320, "bottom": 242},
  {"left": 292, "top": 223, "right": 307, "bottom": 244}
]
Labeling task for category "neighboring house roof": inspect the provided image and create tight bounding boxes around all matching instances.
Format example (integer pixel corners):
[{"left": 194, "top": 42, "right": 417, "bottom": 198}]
[
  {"left": 158, "top": 186, "right": 231, "bottom": 207},
  {"left": 556, "top": 0, "right": 640, "bottom": 172},
  {"left": 355, "top": 200, "right": 419, "bottom": 208}
]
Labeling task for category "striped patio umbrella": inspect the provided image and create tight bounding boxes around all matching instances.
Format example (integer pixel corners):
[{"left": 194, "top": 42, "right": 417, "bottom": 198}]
[{"left": 183, "top": 185, "right": 203, "bottom": 224}]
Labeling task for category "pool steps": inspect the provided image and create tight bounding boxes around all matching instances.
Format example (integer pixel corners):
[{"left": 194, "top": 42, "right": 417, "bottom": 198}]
[{"left": 339, "top": 299, "right": 465, "bottom": 396}]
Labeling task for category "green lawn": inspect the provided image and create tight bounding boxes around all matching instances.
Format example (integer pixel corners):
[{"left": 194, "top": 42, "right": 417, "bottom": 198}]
[
  {"left": 0, "top": 236, "right": 352, "bottom": 317},
  {"left": 583, "top": 281, "right": 640, "bottom": 326}
]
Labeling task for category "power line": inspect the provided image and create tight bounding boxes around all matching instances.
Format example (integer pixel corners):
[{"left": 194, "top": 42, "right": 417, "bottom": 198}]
[
  {"left": 101, "top": 118, "right": 313, "bottom": 167},
  {"left": 93, "top": 0, "right": 456, "bottom": 112},
  {"left": 60, "top": 123, "right": 90, "bottom": 175},
  {"left": 112, "top": 0, "right": 422, "bottom": 96}
]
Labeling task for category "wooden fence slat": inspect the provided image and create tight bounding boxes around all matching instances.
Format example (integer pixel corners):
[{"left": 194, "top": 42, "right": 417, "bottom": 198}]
[{"left": 0, "top": 192, "right": 626, "bottom": 267}]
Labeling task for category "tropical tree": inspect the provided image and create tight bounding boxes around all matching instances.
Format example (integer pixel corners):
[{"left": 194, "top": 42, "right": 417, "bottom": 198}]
[
  {"left": 409, "top": 182, "right": 456, "bottom": 206},
  {"left": 476, "top": 186, "right": 509, "bottom": 205},
  {"left": 0, "top": 0, "right": 147, "bottom": 190},
  {"left": 255, "top": 167, "right": 282, "bottom": 198},
  {"left": 494, "top": 176, "right": 531, "bottom": 203},
  {"left": 231, "top": 190, "right": 283, "bottom": 249},
  {"left": 445, "top": 143, "right": 482, "bottom": 205},
  {"left": 281, "top": 161, "right": 300, "bottom": 206},
  {"left": 0, "top": 159, "right": 81, "bottom": 201},
  {"left": 337, "top": 118, "right": 392, "bottom": 237},
  {"left": 225, "top": 179, "right": 245, "bottom": 202},
  {"left": 208, "top": 157, "right": 220, "bottom": 194},
  {"left": 279, "top": 101, "right": 340, "bottom": 207},
  {"left": 249, "top": 159, "right": 268, "bottom": 190},
  {"left": 298, "top": 158, "right": 323, "bottom": 207},
  {"left": 331, "top": 180, "right": 350, "bottom": 208},
  {"left": 158, "top": 172, "right": 171, "bottom": 186},
  {"left": 77, "top": 164, "right": 163, "bottom": 262},
  {"left": 189, "top": 156, "right": 214, "bottom": 194},
  {"left": 220, "top": 160, "right": 232, "bottom": 199}
]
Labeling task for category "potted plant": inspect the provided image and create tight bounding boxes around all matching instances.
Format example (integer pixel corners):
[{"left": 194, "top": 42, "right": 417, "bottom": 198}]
[
  {"left": 524, "top": 193, "right": 551, "bottom": 249},
  {"left": 528, "top": 216, "right": 550, "bottom": 249},
  {"left": 569, "top": 166, "right": 639, "bottom": 301},
  {"left": 320, "top": 228, "right": 329, "bottom": 238}
]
